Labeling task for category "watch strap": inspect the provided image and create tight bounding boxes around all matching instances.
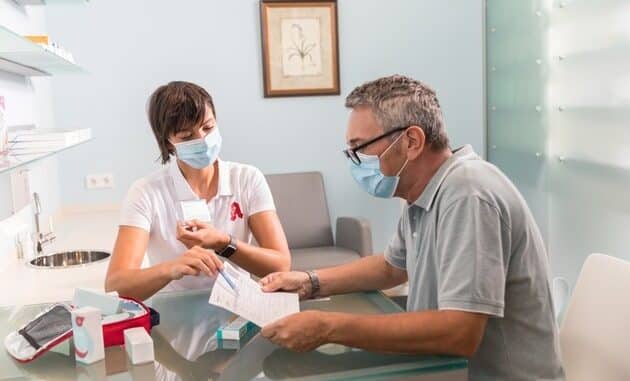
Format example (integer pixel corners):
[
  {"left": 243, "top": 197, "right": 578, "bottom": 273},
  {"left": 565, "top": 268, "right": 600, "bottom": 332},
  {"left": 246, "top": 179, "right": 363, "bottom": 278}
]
[{"left": 305, "top": 270, "right": 320, "bottom": 299}]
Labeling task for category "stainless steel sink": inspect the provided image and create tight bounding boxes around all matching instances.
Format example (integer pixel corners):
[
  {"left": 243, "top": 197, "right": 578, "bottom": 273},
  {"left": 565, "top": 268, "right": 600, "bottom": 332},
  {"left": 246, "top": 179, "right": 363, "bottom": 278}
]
[{"left": 29, "top": 251, "right": 111, "bottom": 269}]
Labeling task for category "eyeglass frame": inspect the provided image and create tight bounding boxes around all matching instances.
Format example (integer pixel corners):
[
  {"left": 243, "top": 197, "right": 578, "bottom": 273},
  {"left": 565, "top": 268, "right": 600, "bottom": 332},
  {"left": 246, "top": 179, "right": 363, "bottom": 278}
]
[{"left": 343, "top": 126, "right": 408, "bottom": 165}]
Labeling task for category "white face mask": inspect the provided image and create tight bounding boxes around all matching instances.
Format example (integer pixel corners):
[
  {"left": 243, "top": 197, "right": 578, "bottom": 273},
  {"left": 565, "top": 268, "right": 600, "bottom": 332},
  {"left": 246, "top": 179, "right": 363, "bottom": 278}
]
[{"left": 171, "top": 128, "right": 222, "bottom": 169}]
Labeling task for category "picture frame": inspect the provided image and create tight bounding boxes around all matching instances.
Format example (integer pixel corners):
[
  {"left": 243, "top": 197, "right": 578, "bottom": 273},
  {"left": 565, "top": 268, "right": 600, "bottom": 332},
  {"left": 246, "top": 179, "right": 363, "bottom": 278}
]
[{"left": 260, "top": 0, "right": 340, "bottom": 97}]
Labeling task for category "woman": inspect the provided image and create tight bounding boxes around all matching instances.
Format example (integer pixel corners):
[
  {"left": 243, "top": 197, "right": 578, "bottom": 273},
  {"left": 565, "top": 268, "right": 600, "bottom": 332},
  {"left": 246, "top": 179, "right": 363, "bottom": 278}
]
[{"left": 105, "top": 81, "right": 290, "bottom": 300}]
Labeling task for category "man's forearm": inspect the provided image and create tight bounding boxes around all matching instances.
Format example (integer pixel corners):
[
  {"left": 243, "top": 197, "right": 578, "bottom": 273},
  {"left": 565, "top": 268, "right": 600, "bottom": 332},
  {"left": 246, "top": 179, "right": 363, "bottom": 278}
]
[
  {"left": 316, "top": 255, "right": 407, "bottom": 297},
  {"left": 322, "top": 310, "right": 487, "bottom": 357}
]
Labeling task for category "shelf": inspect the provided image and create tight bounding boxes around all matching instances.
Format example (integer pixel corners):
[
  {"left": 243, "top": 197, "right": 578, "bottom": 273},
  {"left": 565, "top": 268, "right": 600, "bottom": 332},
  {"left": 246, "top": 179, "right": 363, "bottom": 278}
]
[
  {"left": 0, "top": 133, "right": 91, "bottom": 174},
  {"left": 0, "top": 25, "right": 83, "bottom": 76},
  {"left": 15, "top": 0, "right": 46, "bottom": 4},
  {"left": 14, "top": 0, "right": 88, "bottom": 5}
]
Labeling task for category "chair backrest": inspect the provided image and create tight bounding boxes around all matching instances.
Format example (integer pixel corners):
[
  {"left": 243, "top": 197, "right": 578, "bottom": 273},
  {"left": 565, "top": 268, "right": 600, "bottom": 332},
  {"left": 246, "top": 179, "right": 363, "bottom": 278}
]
[
  {"left": 552, "top": 276, "right": 570, "bottom": 324},
  {"left": 560, "top": 253, "right": 630, "bottom": 381},
  {"left": 265, "top": 171, "right": 334, "bottom": 249}
]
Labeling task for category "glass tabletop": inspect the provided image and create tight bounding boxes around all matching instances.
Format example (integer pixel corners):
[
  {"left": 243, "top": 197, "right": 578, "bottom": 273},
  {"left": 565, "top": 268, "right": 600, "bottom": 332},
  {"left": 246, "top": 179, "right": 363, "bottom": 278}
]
[{"left": 0, "top": 289, "right": 467, "bottom": 381}]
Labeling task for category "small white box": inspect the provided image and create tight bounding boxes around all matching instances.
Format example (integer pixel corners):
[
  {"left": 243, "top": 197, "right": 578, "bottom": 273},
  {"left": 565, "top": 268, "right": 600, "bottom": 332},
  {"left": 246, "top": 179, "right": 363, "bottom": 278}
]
[
  {"left": 73, "top": 288, "right": 122, "bottom": 316},
  {"left": 179, "top": 200, "right": 211, "bottom": 223},
  {"left": 71, "top": 307, "right": 105, "bottom": 364},
  {"left": 124, "top": 327, "right": 154, "bottom": 365}
]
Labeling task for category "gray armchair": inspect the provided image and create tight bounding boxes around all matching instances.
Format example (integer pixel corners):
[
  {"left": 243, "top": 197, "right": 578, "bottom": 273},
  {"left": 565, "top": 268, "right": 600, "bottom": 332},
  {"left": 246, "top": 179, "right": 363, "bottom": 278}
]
[{"left": 265, "top": 172, "right": 373, "bottom": 271}]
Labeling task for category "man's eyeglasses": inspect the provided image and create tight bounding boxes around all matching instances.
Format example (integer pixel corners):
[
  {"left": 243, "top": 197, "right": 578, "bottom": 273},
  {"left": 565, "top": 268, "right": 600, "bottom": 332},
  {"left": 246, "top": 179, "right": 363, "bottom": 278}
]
[{"left": 343, "top": 127, "right": 407, "bottom": 165}]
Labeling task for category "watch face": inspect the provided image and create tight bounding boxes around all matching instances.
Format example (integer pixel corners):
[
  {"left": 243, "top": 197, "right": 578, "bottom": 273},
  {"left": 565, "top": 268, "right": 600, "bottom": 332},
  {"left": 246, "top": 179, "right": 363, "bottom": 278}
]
[
  {"left": 220, "top": 244, "right": 236, "bottom": 258},
  {"left": 218, "top": 235, "right": 237, "bottom": 258}
]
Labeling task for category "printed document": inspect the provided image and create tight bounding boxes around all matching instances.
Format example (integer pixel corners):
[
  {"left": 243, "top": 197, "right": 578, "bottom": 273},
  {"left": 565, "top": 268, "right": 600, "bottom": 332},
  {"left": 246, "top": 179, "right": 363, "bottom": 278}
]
[{"left": 209, "top": 262, "right": 299, "bottom": 327}]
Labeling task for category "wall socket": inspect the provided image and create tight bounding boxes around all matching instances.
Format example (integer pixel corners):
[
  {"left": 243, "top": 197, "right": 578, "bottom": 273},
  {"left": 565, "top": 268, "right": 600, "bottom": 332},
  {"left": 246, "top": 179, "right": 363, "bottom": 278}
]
[{"left": 85, "top": 173, "right": 115, "bottom": 189}]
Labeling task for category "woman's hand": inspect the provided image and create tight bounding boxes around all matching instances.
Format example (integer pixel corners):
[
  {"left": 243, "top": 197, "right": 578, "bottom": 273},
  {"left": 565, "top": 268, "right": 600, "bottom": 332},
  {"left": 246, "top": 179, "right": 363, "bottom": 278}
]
[
  {"left": 165, "top": 246, "right": 224, "bottom": 280},
  {"left": 176, "top": 220, "right": 230, "bottom": 251}
]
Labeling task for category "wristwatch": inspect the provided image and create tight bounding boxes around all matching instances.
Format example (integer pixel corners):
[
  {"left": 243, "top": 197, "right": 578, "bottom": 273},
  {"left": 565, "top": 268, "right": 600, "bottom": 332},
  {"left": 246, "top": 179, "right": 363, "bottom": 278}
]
[
  {"left": 217, "top": 234, "right": 237, "bottom": 258},
  {"left": 305, "top": 270, "right": 320, "bottom": 299}
]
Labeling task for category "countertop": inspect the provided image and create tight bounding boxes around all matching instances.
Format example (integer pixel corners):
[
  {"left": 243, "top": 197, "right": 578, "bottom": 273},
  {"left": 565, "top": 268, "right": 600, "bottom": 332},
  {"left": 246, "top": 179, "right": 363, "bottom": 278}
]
[
  {"left": 0, "top": 207, "right": 119, "bottom": 307},
  {"left": 0, "top": 290, "right": 468, "bottom": 381}
]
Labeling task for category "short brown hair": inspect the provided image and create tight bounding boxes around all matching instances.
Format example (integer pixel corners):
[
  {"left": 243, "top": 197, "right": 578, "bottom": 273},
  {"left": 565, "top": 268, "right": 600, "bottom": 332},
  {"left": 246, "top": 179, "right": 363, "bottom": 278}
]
[
  {"left": 345, "top": 75, "right": 449, "bottom": 150},
  {"left": 147, "top": 81, "right": 216, "bottom": 164}
]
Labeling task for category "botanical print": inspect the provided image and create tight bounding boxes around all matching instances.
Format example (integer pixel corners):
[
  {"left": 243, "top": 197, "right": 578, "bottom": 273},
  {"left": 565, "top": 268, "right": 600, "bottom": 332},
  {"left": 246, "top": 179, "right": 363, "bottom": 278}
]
[
  {"left": 280, "top": 18, "right": 323, "bottom": 77},
  {"left": 261, "top": 0, "right": 339, "bottom": 96}
]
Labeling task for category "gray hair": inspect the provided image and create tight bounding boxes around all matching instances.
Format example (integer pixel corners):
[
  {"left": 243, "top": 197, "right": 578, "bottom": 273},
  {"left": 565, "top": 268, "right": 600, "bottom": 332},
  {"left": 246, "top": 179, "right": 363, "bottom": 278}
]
[{"left": 345, "top": 74, "right": 449, "bottom": 150}]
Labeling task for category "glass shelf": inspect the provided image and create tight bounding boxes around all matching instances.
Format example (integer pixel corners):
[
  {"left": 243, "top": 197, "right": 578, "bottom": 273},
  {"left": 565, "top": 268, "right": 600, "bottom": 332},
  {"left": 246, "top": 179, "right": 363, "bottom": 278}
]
[
  {"left": 0, "top": 25, "right": 83, "bottom": 76},
  {"left": 0, "top": 135, "right": 91, "bottom": 174},
  {"left": 14, "top": 0, "right": 88, "bottom": 5}
]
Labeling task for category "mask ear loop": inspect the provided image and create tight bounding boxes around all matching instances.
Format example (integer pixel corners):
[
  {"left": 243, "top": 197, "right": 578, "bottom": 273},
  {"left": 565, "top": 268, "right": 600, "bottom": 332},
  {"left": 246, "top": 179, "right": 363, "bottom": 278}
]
[
  {"left": 379, "top": 131, "right": 406, "bottom": 158},
  {"left": 167, "top": 139, "right": 178, "bottom": 160},
  {"left": 396, "top": 158, "right": 409, "bottom": 177},
  {"left": 380, "top": 131, "right": 409, "bottom": 176}
]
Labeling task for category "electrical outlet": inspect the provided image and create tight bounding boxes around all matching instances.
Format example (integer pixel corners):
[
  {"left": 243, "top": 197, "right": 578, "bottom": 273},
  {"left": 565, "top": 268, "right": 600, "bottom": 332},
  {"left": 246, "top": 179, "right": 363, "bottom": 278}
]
[{"left": 85, "top": 173, "right": 115, "bottom": 189}]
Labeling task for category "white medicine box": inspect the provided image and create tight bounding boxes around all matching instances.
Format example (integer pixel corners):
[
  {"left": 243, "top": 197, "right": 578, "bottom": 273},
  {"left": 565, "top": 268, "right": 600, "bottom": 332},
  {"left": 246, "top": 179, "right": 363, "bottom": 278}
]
[{"left": 123, "top": 327, "right": 154, "bottom": 365}]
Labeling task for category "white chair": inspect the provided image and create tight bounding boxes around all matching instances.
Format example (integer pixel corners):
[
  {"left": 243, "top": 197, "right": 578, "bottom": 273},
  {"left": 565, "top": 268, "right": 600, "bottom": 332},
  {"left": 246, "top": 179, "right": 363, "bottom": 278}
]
[
  {"left": 552, "top": 276, "right": 570, "bottom": 323},
  {"left": 560, "top": 253, "right": 630, "bottom": 381}
]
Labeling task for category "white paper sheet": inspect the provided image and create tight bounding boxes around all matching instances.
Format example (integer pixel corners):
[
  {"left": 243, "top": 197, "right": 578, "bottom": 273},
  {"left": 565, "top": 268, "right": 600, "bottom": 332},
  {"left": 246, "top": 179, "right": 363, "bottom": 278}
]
[
  {"left": 179, "top": 200, "right": 212, "bottom": 223},
  {"left": 208, "top": 263, "right": 299, "bottom": 327}
]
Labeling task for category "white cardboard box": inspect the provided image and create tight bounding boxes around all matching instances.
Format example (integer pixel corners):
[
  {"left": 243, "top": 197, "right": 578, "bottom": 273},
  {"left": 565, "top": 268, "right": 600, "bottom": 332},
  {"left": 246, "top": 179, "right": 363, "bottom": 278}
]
[
  {"left": 71, "top": 306, "right": 105, "bottom": 364},
  {"left": 124, "top": 327, "right": 154, "bottom": 365}
]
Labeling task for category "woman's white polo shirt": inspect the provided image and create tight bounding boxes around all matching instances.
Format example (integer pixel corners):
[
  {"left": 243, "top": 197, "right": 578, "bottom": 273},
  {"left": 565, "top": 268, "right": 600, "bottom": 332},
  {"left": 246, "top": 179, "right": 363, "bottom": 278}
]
[{"left": 119, "top": 159, "right": 276, "bottom": 292}]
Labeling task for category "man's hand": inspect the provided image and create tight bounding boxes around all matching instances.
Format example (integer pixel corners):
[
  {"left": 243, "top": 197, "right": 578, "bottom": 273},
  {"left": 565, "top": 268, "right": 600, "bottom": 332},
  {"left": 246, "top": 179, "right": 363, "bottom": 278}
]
[
  {"left": 259, "top": 271, "right": 312, "bottom": 300},
  {"left": 176, "top": 219, "right": 230, "bottom": 251},
  {"left": 261, "top": 311, "right": 332, "bottom": 352}
]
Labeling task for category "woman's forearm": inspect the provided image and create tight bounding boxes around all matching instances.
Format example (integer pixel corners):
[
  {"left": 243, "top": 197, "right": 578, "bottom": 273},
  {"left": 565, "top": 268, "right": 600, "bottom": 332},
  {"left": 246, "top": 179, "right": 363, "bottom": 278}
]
[
  {"left": 105, "top": 263, "right": 172, "bottom": 300},
  {"left": 229, "top": 242, "right": 290, "bottom": 278}
]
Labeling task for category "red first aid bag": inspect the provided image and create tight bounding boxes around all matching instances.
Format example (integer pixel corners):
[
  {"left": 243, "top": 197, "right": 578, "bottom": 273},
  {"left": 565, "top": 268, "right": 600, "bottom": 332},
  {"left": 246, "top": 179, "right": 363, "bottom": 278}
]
[{"left": 4, "top": 297, "right": 159, "bottom": 363}]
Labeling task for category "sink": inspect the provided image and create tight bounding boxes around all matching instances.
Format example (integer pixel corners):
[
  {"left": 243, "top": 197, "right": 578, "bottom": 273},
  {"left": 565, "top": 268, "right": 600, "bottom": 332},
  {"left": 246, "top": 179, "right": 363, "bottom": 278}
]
[{"left": 29, "top": 251, "right": 111, "bottom": 269}]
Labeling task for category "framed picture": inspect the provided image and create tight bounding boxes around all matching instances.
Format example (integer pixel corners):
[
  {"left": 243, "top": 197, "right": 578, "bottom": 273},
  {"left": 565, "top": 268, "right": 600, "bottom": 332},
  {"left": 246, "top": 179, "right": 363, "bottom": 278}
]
[{"left": 260, "top": 0, "right": 340, "bottom": 97}]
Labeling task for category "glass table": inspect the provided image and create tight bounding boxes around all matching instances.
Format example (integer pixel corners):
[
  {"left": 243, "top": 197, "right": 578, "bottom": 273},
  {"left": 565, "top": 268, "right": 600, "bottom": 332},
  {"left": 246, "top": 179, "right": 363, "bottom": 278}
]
[{"left": 0, "top": 289, "right": 467, "bottom": 380}]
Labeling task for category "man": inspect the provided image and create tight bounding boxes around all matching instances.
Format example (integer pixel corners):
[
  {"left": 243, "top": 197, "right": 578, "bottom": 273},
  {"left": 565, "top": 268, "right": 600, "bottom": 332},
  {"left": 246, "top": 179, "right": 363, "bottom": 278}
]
[{"left": 260, "top": 75, "right": 564, "bottom": 380}]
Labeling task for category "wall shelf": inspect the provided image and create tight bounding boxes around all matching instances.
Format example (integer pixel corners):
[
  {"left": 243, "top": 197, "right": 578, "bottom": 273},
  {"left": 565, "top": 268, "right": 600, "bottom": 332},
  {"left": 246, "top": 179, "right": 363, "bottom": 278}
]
[
  {"left": 0, "top": 132, "right": 91, "bottom": 174},
  {"left": 14, "top": 0, "right": 88, "bottom": 5},
  {"left": 0, "top": 25, "right": 83, "bottom": 76}
]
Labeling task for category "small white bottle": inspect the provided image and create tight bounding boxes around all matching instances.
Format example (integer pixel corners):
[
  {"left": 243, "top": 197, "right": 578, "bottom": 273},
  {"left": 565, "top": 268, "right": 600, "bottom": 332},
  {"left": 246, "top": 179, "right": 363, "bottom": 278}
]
[
  {"left": 71, "top": 306, "right": 105, "bottom": 364},
  {"left": 18, "top": 231, "right": 35, "bottom": 261}
]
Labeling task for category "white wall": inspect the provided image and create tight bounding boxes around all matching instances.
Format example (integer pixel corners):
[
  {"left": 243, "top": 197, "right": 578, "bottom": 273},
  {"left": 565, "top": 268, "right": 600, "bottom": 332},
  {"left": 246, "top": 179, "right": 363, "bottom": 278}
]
[
  {"left": 0, "top": 2, "right": 60, "bottom": 221},
  {"left": 45, "top": 0, "right": 484, "bottom": 251}
]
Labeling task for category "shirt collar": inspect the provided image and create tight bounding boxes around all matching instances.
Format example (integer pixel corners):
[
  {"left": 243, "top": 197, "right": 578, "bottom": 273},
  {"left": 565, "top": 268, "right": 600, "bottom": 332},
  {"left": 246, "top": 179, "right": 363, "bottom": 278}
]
[
  {"left": 413, "top": 145, "right": 479, "bottom": 211},
  {"left": 168, "top": 159, "right": 233, "bottom": 201},
  {"left": 216, "top": 160, "right": 233, "bottom": 197}
]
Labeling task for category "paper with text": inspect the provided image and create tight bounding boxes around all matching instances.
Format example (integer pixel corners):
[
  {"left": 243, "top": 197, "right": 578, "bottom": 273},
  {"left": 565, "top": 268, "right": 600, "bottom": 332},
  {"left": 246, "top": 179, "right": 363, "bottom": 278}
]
[{"left": 208, "top": 263, "right": 299, "bottom": 327}]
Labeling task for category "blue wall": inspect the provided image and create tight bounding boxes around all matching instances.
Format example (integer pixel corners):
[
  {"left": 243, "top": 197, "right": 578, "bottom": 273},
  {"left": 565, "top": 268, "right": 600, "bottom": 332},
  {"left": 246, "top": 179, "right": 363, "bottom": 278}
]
[{"left": 46, "top": 0, "right": 484, "bottom": 251}]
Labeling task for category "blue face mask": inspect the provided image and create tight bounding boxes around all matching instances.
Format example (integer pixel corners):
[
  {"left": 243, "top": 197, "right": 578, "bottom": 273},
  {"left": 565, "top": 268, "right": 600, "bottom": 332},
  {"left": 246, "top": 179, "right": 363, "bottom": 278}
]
[
  {"left": 348, "top": 134, "right": 408, "bottom": 198},
  {"left": 172, "top": 128, "right": 222, "bottom": 169}
]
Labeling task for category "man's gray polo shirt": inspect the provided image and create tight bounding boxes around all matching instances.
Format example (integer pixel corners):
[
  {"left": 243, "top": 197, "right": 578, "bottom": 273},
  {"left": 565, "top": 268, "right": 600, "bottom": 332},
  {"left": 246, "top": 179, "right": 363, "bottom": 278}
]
[{"left": 385, "top": 145, "right": 564, "bottom": 380}]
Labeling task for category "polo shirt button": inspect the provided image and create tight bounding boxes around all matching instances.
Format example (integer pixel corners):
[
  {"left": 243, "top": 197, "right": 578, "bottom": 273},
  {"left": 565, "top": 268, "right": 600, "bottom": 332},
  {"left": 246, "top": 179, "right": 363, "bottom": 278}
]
[{"left": 412, "top": 232, "right": 418, "bottom": 238}]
